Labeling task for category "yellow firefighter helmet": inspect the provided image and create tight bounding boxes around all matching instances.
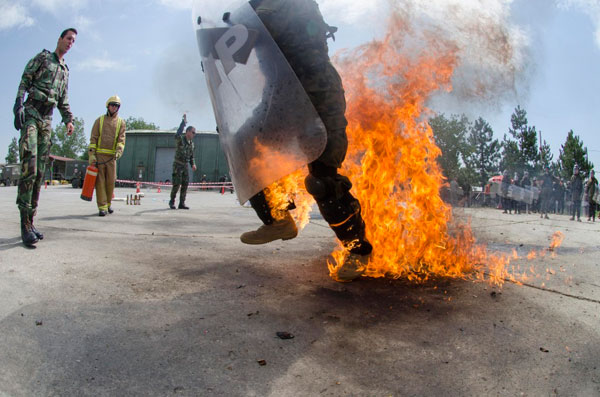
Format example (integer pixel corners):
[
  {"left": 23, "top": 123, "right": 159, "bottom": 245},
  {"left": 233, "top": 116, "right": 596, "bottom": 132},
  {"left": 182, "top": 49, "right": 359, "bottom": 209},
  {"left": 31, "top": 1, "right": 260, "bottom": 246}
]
[{"left": 106, "top": 95, "right": 121, "bottom": 108}]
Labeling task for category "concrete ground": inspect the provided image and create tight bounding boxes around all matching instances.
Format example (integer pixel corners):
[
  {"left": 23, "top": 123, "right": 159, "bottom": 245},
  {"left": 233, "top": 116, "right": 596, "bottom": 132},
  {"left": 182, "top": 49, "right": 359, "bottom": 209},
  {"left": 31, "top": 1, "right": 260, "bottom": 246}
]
[{"left": 0, "top": 185, "right": 598, "bottom": 397}]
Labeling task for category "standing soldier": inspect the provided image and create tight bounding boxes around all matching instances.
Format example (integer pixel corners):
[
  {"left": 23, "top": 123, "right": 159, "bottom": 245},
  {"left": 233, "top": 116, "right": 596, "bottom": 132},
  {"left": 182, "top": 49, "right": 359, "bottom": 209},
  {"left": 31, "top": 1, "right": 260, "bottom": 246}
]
[
  {"left": 520, "top": 171, "right": 531, "bottom": 213},
  {"left": 169, "top": 114, "right": 197, "bottom": 209},
  {"left": 570, "top": 164, "right": 583, "bottom": 222},
  {"left": 586, "top": 170, "right": 597, "bottom": 222},
  {"left": 88, "top": 96, "right": 126, "bottom": 216},
  {"left": 13, "top": 28, "right": 77, "bottom": 247}
]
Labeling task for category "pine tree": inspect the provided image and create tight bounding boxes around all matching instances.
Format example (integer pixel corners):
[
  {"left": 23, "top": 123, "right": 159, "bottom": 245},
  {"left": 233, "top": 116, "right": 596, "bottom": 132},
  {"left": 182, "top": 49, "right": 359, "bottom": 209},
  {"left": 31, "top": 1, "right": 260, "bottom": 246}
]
[
  {"left": 558, "top": 130, "right": 593, "bottom": 178},
  {"left": 429, "top": 113, "right": 469, "bottom": 181},
  {"left": 5, "top": 137, "right": 19, "bottom": 163},
  {"left": 464, "top": 117, "right": 501, "bottom": 188},
  {"left": 501, "top": 106, "right": 538, "bottom": 173},
  {"left": 539, "top": 138, "right": 553, "bottom": 170}
]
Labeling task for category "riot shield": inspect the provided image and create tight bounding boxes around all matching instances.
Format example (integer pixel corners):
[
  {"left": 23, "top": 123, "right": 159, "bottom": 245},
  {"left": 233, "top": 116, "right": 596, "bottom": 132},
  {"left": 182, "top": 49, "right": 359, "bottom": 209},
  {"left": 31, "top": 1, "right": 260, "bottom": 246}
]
[
  {"left": 490, "top": 182, "right": 539, "bottom": 205},
  {"left": 194, "top": 1, "right": 327, "bottom": 203}
]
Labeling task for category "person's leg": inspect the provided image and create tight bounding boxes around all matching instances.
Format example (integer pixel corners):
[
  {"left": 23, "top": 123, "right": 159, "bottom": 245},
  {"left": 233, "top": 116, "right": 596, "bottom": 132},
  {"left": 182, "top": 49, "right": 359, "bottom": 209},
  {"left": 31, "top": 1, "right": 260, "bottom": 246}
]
[
  {"left": 169, "top": 164, "right": 181, "bottom": 209},
  {"left": 16, "top": 119, "right": 41, "bottom": 246},
  {"left": 106, "top": 159, "right": 116, "bottom": 213},
  {"left": 29, "top": 119, "right": 52, "bottom": 239},
  {"left": 95, "top": 162, "right": 108, "bottom": 215},
  {"left": 305, "top": 161, "right": 372, "bottom": 255},
  {"left": 178, "top": 166, "right": 190, "bottom": 209}
]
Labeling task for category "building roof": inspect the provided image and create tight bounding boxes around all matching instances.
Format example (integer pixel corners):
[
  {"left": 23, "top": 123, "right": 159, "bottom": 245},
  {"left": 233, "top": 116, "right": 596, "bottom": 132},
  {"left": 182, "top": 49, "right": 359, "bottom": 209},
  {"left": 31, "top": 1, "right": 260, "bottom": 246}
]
[{"left": 49, "top": 154, "right": 76, "bottom": 162}]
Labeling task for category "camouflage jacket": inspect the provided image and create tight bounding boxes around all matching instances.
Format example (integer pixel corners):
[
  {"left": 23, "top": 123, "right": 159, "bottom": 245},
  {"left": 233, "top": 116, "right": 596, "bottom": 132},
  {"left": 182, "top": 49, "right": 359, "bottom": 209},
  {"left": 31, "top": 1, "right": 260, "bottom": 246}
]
[
  {"left": 174, "top": 119, "right": 195, "bottom": 167},
  {"left": 16, "top": 49, "right": 73, "bottom": 124}
]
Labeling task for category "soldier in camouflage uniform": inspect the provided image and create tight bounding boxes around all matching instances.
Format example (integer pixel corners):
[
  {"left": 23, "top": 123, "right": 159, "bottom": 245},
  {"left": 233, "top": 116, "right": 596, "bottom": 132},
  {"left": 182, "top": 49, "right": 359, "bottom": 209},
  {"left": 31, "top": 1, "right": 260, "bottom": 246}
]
[
  {"left": 241, "top": 0, "right": 373, "bottom": 281},
  {"left": 169, "top": 114, "right": 197, "bottom": 210},
  {"left": 12, "top": 28, "right": 77, "bottom": 247}
]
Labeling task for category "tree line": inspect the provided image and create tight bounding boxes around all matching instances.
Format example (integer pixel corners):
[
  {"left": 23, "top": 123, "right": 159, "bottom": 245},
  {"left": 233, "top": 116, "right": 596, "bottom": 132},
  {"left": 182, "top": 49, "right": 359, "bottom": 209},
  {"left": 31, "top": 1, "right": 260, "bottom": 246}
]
[
  {"left": 6, "top": 107, "right": 593, "bottom": 191},
  {"left": 430, "top": 106, "right": 594, "bottom": 191}
]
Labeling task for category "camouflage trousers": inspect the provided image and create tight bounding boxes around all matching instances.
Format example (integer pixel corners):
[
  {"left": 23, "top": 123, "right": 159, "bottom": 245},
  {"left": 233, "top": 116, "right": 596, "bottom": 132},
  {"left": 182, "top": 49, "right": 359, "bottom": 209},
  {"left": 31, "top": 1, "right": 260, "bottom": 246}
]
[
  {"left": 170, "top": 162, "right": 189, "bottom": 203},
  {"left": 16, "top": 117, "right": 52, "bottom": 216}
]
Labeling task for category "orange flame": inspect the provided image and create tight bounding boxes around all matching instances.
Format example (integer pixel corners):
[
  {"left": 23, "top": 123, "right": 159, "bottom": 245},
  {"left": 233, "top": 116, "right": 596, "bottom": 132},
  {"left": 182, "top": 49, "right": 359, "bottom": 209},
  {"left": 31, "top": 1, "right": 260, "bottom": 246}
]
[
  {"left": 257, "top": 11, "right": 564, "bottom": 286},
  {"left": 548, "top": 231, "right": 564, "bottom": 252}
]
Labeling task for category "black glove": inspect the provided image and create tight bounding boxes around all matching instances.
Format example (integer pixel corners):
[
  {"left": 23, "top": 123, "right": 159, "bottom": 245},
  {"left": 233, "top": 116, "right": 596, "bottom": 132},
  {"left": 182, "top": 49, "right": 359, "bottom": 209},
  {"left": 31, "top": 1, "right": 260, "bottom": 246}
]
[{"left": 13, "top": 97, "right": 25, "bottom": 131}]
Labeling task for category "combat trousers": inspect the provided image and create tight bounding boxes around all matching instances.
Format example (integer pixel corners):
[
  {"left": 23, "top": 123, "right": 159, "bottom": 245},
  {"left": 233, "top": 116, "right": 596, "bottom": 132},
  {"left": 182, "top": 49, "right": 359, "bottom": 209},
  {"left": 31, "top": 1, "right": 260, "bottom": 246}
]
[
  {"left": 170, "top": 162, "right": 189, "bottom": 204},
  {"left": 572, "top": 200, "right": 581, "bottom": 219},
  {"left": 16, "top": 117, "right": 52, "bottom": 216},
  {"left": 95, "top": 155, "right": 116, "bottom": 211}
]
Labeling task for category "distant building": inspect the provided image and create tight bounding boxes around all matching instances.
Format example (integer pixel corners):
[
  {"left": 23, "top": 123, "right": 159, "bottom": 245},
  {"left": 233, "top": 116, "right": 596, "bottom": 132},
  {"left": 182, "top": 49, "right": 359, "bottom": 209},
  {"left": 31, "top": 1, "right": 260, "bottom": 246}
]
[{"left": 117, "top": 129, "right": 229, "bottom": 183}]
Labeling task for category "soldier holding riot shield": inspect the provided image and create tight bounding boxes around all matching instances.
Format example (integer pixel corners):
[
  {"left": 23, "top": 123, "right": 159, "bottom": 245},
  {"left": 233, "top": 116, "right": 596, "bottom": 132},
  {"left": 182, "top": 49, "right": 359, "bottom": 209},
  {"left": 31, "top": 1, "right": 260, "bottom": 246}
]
[{"left": 196, "top": 0, "right": 372, "bottom": 281}]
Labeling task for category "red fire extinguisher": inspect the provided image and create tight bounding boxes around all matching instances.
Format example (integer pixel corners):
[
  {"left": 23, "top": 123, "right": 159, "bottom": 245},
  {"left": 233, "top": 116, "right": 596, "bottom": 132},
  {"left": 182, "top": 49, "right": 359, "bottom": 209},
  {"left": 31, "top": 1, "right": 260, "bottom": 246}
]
[{"left": 80, "top": 165, "right": 98, "bottom": 201}]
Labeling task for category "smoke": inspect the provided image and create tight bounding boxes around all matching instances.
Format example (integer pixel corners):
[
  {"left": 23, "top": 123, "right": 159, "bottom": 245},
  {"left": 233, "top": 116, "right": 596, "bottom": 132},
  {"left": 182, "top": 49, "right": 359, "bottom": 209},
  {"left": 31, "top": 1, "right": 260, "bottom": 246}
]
[
  {"left": 374, "top": 0, "right": 533, "bottom": 117},
  {"left": 153, "top": 43, "right": 211, "bottom": 123}
]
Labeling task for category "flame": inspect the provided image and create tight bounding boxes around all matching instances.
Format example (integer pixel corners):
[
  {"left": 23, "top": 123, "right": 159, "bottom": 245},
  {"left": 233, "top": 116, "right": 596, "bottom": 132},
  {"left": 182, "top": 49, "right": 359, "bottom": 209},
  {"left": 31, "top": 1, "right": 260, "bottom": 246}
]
[
  {"left": 255, "top": 10, "right": 565, "bottom": 286},
  {"left": 548, "top": 231, "right": 564, "bottom": 252}
]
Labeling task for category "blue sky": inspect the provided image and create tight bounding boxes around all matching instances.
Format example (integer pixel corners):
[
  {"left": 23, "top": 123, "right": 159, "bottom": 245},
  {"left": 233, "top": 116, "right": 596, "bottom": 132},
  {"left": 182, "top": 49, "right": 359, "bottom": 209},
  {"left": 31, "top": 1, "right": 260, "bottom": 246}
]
[{"left": 1, "top": 0, "right": 599, "bottom": 169}]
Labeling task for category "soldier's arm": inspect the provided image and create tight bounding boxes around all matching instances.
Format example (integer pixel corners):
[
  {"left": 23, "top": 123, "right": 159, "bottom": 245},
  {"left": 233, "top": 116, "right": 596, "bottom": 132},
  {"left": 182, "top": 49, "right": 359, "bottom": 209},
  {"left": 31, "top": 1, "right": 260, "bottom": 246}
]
[
  {"left": 176, "top": 117, "right": 186, "bottom": 137},
  {"left": 88, "top": 118, "right": 100, "bottom": 155},
  {"left": 16, "top": 52, "right": 44, "bottom": 101},
  {"left": 57, "top": 77, "right": 74, "bottom": 125},
  {"left": 189, "top": 149, "right": 195, "bottom": 168}
]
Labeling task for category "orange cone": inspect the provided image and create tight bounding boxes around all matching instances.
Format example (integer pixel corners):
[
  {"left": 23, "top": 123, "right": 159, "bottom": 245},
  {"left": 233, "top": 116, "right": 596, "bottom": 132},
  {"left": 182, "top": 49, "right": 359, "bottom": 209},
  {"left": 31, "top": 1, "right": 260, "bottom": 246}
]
[
  {"left": 136, "top": 182, "right": 140, "bottom": 194},
  {"left": 157, "top": 185, "right": 161, "bottom": 193},
  {"left": 45, "top": 181, "right": 48, "bottom": 189}
]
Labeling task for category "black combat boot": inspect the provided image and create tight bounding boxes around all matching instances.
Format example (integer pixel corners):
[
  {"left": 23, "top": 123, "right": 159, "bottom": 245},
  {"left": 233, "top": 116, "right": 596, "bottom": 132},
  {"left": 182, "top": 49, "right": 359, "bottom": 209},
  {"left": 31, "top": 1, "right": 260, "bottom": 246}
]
[
  {"left": 107, "top": 206, "right": 114, "bottom": 214},
  {"left": 178, "top": 201, "right": 189, "bottom": 210},
  {"left": 20, "top": 210, "right": 39, "bottom": 247},
  {"left": 29, "top": 213, "right": 43, "bottom": 240},
  {"left": 169, "top": 199, "right": 176, "bottom": 209}
]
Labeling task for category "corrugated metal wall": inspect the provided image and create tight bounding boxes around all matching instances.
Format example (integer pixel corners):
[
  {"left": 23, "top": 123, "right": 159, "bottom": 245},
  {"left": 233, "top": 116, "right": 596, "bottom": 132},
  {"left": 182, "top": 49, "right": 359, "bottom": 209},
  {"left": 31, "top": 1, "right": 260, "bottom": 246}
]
[{"left": 117, "top": 130, "right": 229, "bottom": 182}]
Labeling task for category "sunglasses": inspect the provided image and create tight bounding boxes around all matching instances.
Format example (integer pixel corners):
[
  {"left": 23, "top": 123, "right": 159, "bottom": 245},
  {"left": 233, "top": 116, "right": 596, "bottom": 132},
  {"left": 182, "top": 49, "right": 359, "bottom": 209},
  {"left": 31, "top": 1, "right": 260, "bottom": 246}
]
[{"left": 108, "top": 103, "right": 120, "bottom": 107}]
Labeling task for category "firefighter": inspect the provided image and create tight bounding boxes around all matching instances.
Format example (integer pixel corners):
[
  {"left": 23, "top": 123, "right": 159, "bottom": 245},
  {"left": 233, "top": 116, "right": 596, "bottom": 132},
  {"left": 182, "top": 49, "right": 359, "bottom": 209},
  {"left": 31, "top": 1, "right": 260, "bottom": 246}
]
[
  {"left": 88, "top": 95, "right": 126, "bottom": 216},
  {"left": 13, "top": 28, "right": 77, "bottom": 246},
  {"left": 236, "top": 0, "right": 373, "bottom": 281}
]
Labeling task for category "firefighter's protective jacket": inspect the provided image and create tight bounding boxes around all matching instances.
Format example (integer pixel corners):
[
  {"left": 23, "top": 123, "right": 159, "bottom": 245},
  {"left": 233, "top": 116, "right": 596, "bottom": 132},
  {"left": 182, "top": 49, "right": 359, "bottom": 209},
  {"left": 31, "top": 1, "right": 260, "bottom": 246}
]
[{"left": 88, "top": 113, "right": 126, "bottom": 158}]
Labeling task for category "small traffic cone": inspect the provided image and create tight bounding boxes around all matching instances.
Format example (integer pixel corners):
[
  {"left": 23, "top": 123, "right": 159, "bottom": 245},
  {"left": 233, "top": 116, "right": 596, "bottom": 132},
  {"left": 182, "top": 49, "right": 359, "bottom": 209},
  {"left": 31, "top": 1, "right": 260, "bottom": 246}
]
[
  {"left": 136, "top": 182, "right": 140, "bottom": 194},
  {"left": 221, "top": 184, "right": 225, "bottom": 195},
  {"left": 45, "top": 181, "right": 48, "bottom": 189},
  {"left": 157, "top": 185, "right": 161, "bottom": 193}
]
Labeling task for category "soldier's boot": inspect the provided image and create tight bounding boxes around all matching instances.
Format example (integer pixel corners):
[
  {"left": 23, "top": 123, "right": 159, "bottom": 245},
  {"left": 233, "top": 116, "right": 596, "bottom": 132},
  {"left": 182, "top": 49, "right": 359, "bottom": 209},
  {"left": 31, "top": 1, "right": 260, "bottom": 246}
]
[
  {"left": 107, "top": 206, "right": 114, "bottom": 214},
  {"left": 99, "top": 210, "right": 107, "bottom": 217},
  {"left": 178, "top": 201, "right": 189, "bottom": 210},
  {"left": 240, "top": 212, "right": 298, "bottom": 244},
  {"left": 335, "top": 252, "right": 370, "bottom": 282},
  {"left": 20, "top": 210, "right": 39, "bottom": 247},
  {"left": 29, "top": 213, "right": 43, "bottom": 240},
  {"left": 169, "top": 199, "right": 176, "bottom": 209}
]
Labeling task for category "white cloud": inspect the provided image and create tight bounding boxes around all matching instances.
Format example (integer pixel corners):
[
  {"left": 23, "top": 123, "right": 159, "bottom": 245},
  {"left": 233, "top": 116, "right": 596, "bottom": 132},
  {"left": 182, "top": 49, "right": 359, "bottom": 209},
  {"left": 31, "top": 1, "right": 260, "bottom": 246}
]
[
  {"left": 159, "top": 0, "right": 193, "bottom": 10},
  {"left": 0, "top": 1, "right": 34, "bottom": 30},
  {"left": 29, "top": 0, "right": 89, "bottom": 15},
  {"left": 74, "top": 53, "right": 134, "bottom": 72},
  {"left": 557, "top": 0, "right": 600, "bottom": 48}
]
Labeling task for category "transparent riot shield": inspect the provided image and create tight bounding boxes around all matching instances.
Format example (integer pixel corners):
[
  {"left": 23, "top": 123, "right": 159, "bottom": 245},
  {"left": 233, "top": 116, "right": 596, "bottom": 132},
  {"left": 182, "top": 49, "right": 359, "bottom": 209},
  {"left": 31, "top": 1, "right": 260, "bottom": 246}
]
[
  {"left": 490, "top": 182, "right": 539, "bottom": 205},
  {"left": 194, "top": 1, "right": 327, "bottom": 203}
]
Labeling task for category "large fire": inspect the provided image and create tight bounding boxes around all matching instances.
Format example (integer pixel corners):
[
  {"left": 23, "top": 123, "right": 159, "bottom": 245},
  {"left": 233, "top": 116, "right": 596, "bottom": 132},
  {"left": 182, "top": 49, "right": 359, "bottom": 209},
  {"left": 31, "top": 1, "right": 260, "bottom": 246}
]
[{"left": 260, "top": 11, "right": 563, "bottom": 285}]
